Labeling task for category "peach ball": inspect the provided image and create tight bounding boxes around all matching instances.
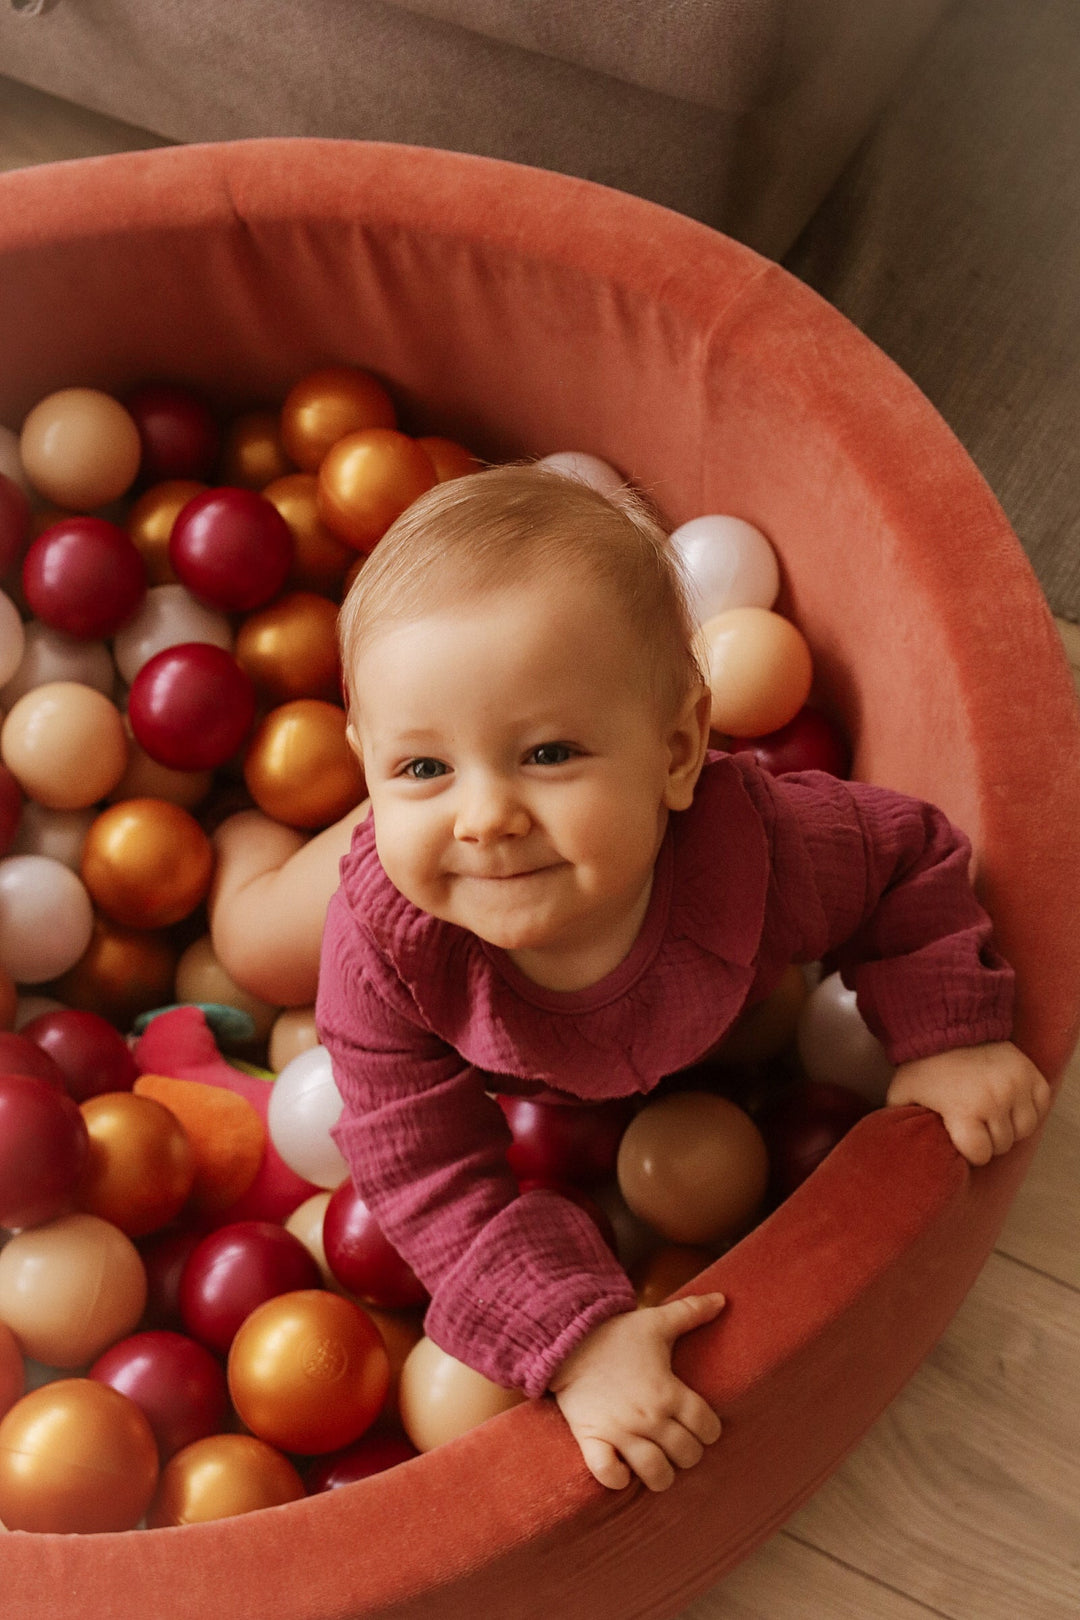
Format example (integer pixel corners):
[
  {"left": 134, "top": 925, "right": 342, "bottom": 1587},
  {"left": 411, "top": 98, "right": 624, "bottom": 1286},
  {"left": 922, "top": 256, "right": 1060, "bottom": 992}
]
[
  {"left": 1, "top": 681, "right": 127, "bottom": 808},
  {"left": 234, "top": 591, "right": 342, "bottom": 704},
  {"left": 698, "top": 606, "right": 814, "bottom": 737},
  {"left": 19, "top": 387, "right": 141, "bottom": 510},
  {"left": 0, "top": 620, "right": 114, "bottom": 708},
  {"left": 0, "top": 853, "right": 94, "bottom": 983},
  {"left": 0, "top": 589, "right": 25, "bottom": 688},
  {"left": 317, "top": 428, "right": 435, "bottom": 552},
  {"left": 398, "top": 1336, "right": 526, "bottom": 1452},
  {"left": 127, "top": 479, "right": 207, "bottom": 584},
  {"left": 79, "top": 1092, "right": 196, "bottom": 1238},
  {"left": 0, "top": 1212, "right": 147, "bottom": 1367},
  {"left": 108, "top": 726, "right": 213, "bottom": 810},
  {"left": 268, "top": 1005, "right": 321, "bottom": 1071},
  {"left": 243, "top": 699, "right": 365, "bottom": 829},
  {"left": 616, "top": 1092, "right": 770, "bottom": 1246},
  {"left": 80, "top": 798, "right": 213, "bottom": 929},
  {"left": 147, "top": 1432, "right": 305, "bottom": 1527},
  {"left": 284, "top": 1191, "right": 336, "bottom": 1288},
  {"left": 10, "top": 802, "right": 94, "bottom": 870},
  {"left": 174, "top": 935, "right": 279, "bottom": 1041},
  {"left": 280, "top": 365, "right": 397, "bottom": 472}
]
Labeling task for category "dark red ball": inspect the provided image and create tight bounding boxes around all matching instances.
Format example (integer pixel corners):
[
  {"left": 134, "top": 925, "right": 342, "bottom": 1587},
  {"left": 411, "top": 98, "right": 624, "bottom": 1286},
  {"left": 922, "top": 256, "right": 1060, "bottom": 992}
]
[
  {"left": 495, "top": 1094, "right": 634, "bottom": 1188},
  {"left": 0, "top": 1032, "right": 66, "bottom": 1091},
  {"left": 21, "top": 1008, "right": 138, "bottom": 1103},
  {"left": 169, "top": 487, "right": 293, "bottom": 612},
  {"left": 733, "top": 706, "right": 850, "bottom": 778},
  {"left": 127, "top": 641, "right": 256, "bottom": 770},
  {"left": 139, "top": 1225, "right": 206, "bottom": 1330},
  {"left": 0, "top": 1073, "right": 89, "bottom": 1230},
  {"left": 22, "top": 516, "right": 147, "bottom": 639},
  {"left": 305, "top": 1432, "right": 418, "bottom": 1492},
  {"left": 0, "top": 472, "right": 30, "bottom": 579},
  {"left": 0, "top": 765, "right": 22, "bottom": 856},
  {"left": 89, "top": 1328, "right": 229, "bottom": 1461},
  {"left": 322, "top": 1183, "right": 428, "bottom": 1309},
  {"left": 759, "top": 1080, "right": 872, "bottom": 1202},
  {"left": 178, "top": 1219, "right": 322, "bottom": 1354},
  {"left": 124, "top": 381, "right": 219, "bottom": 483}
]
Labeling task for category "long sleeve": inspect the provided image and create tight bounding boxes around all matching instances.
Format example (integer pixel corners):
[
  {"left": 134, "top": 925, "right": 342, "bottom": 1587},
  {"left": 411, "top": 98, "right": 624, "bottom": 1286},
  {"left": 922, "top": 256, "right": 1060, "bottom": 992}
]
[
  {"left": 316, "top": 890, "right": 636, "bottom": 1398},
  {"left": 742, "top": 766, "right": 1015, "bottom": 1064}
]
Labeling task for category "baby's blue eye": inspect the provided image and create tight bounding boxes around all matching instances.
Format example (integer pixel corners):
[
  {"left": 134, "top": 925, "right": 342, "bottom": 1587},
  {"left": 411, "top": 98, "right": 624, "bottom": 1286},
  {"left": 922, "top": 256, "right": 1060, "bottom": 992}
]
[
  {"left": 529, "top": 743, "right": 574, "bottom": 766},
  {"left": 404, "top": 758, "right": 447, "bottom": 780}
]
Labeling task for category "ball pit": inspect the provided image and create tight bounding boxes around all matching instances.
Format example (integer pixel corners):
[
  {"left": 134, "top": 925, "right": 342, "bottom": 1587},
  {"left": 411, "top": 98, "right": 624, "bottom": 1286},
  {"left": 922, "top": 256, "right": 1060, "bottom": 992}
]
[{"left": 0, "top": 139, "right": 1078, "bottom": 1618}]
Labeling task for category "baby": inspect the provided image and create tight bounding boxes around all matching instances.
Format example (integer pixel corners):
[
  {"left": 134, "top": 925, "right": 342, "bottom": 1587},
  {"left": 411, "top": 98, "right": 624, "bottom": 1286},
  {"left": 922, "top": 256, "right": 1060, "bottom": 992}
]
[{"left": 315, "top": 463, "right": 1050, "bottom": 1494}]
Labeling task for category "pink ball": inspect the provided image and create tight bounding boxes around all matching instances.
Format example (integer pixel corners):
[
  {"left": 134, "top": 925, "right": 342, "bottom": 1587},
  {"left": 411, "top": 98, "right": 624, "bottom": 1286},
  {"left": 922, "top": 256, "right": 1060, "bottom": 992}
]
[
  {"left": 124, "top": 382, "right": 219, "bottom": 483},
  {"left": 169, "top": 488, "right": 293, "bottom": 612},
  {"left": 89, "top": 1328, "right": 229, "bottom": 1461},
  {"left": 323, "top": 1182, "right": 428, "bottom": 1308},
  {"left": 0, "top": 1073, "right": 89, "bottom": 1230},
  {"left": 178, "top": 1219, "right": 322, "bottom": 1355},
  {"left": 22, "top": 517, "right": 147, "bottom": 640},
  {"left": 127, "top": 641, "right": 256, "bottom": 770}
]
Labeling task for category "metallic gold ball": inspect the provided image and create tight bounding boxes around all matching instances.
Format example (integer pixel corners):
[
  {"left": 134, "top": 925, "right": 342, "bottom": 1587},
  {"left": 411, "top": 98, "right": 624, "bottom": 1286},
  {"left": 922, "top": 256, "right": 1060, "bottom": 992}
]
[
  {"left": 147, "top": 1433, "right": 305, "bottom": 1527},
  {"left": 262, "top": 472, "right": 355, "bottom": 594},
  {"left": 127, "top": 479, "right": 207, "bottom": 584},
  {"left": 52, "top": 915, "right": 179, "bottom": 1027},
  {"left": 234, "top": 590, "right": 342, "bottom": 704},
  {"left": 243, "top": 700, "right": 365, "bottom": 829},
  {"left": 416, "top": 435, "right": 482, "bottom": 482},
  {"left": 79, "top": 1091, "right": 196, "bottom": 1237},
  {"left": 219, "top": 409, "right": 294, "bottom": 489},
  {"left": 280, "top": 366, "right": 396, "bottom": 472},
  {"left": 316, "top": 428, "right": 435, "bottom": 552},
  {"left": 81, "top": 798, "right": 214, "bottom": 929},
  {"left": 630, "top": 1245, "right": 718, "bottom": 1308}
]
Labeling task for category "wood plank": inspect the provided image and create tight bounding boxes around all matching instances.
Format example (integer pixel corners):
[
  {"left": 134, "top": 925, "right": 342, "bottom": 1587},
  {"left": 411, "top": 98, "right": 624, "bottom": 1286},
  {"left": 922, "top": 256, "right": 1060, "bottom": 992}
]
[
  {"left": 786, "top": 1253, "right": 1080, "bottom": 1619},
  {"left": 676, "top": 1532, "right": 943, "bottom": 1619},
  {"left": 997, "top": 1042, "right": 1080, "bottom": 1287},
  {"left": 1054, "top": 617, "right": 1080, "bottom": 672},
  {"left": 0, "top": 73, "right": 169, "bottom": 173}
]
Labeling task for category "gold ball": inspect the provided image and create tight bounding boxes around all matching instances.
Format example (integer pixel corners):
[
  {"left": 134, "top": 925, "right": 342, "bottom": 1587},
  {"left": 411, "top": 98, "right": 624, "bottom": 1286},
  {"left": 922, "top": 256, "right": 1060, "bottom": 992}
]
[
  {"left": 280, "top": 366, "right": 396, "bottom": 472},
  {"left": 243, "top": 700, "right": 365, "bottom": 829},
  {"left": 234, "top": 590, "right": 342, "bottom": 703},
  {"left": 127, "top": 479, "right": 207, "bottom": 584},
  {"left": 79, "top": 1091, "right": 196, "bottom": 1238},
  {"left": 220, "top": 409, "right": 294, "bottom": 489},
  {"left": 415, "top": 435, "right": 482, "bottom": 482},
  {"left": 53, "top": 915, "right": 179, "bottom": 1027},
  {"left": 81, "top": 797, "right": 214, "bottom": 928},
  {"left": 262, "top": 472, "right": 356, "bottom": 594},
  {"left": 317, "top": 428, "right": 435, "bottom": 551},
  {"left": 147, "top": 1433, "right": 305, "bottom": 1527}
]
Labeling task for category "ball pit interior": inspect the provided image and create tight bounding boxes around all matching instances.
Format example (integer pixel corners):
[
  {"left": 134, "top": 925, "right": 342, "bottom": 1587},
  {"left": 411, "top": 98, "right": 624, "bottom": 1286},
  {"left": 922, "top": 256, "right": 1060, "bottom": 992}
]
[{"left": 1, "top": 138, "right": 1079, "bottom": 1620}]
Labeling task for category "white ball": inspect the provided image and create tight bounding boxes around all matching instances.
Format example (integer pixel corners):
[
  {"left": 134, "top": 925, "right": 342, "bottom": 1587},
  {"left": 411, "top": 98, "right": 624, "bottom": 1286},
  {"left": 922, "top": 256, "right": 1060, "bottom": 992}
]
[
  {"left": 13, "top": 993, "right": 66, "bottom": 1028},
  {"left": 10, "top": 802, "right": 94, "bottom": 870},
  {"left": 0, "top": 590, "right": 25, "bottom": 688},
  {"left": 112, "top": 584, "right": 234, "bottom": 685},
  {"left": 795, "top": 970, "right": 895, "bottom": 1105},
  {"left": 668, "top": 514, "right": 780, "bottom": 622},
  {"left": 536, "top": 451, "right": 625, "bottom": 497},
  {"left": 266, "top": 1044, "right": 349, "bottom": 1189},
  {"left": 0, "top": 619, "right": 114, "bottom": 708},
  {"left": 0, "top": 853, "right": 94, "bottom": 982}
]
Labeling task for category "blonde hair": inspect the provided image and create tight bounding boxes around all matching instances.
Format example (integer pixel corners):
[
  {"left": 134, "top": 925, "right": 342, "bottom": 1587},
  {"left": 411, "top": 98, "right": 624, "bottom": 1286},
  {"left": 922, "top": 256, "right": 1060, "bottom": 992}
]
[{"left": 338, "top": 463, "right": 706, "bottom": 718}]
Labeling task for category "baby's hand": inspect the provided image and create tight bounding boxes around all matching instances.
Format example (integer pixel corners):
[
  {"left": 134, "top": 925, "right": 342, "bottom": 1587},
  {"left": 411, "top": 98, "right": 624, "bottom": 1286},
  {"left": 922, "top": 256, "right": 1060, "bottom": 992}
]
[
  {"left": 548, "top": 1293, "right": 726, "bottom": 1493},
  {"left": 886, "top": 1040, "right": 1052, "bottom": 1166}
]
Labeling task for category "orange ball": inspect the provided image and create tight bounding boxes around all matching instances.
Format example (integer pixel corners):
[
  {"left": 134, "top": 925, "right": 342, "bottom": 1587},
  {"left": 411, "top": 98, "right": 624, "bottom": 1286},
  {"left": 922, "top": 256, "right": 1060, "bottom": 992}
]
[
  {"left": 616, "top": 1092, "right": 770, "bottom": 1246},
  {"left": 317, "top": 428, "right": 436, "bottom": 552},
  {"left": 280, "top": 366, "right": 397, "bottom": 472},
  {"left": 262, "top": 472, "right": 356, "bottom": 594},
  {"left": 0, "top": 1321, "right": 23, "bottom": 1420},
  {"left": 398, "top": 1336, "right": 525, "bottom": 1452},
  {"left": 53, "top": 915, "right": 179, "bottom": 1028},
  {"left": 416, "top": 435, "right": 482, "bottom": 482},
  {"left": 147, "top": 1432, "right": 305, "bottom": 1527},
  {"left": 79, "top": 1092, "right": 195, "bottom": 1237},
  {"left": 699, "top": 607, "right": 814, "bottom": 737},
  {"left": 243, "top": 699, "right": 365, "bottom": 829},
  {"left": 127, "top": 479, "right": 207, "bottom": 584},
  {"left": 220, "top": 409, "right": 294, "bottom": 489},
  {"left": 0, "top": 1212, "right": 147, "bottom": 1367},
  {"left": 630, "top": 1245, "right": 718, "bottom": 1308},
  {"left": 227, "top": 1289, "right": 390, "bottom": 1455},
  {"left": 0, "top": 1378, "right": 158, "bottom": 1533},
  {"left": 20, "top": 387, "right": 141, "bottom": 510},
  {"left": 81, "top": 797, "right": 213, "bottom": 928},
  {"left": 234, "top": 590, "right": 342, "bottom": 703},
  {"left": 1, "top": 681, "right": 128, "bottom": 810}
]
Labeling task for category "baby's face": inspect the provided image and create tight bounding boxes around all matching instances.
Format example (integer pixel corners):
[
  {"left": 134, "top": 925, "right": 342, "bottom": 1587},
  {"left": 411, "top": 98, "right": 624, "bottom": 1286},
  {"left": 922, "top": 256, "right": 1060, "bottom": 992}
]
[{"left": 348, "top": 576, "right": 707, "bottom": 988}]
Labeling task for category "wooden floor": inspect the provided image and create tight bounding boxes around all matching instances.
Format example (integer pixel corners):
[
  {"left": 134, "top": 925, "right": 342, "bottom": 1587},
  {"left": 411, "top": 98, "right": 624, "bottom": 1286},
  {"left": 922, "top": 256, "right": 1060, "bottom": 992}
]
[{"left": 2, "top": 71, "right": 1078, "bottom": 1620}]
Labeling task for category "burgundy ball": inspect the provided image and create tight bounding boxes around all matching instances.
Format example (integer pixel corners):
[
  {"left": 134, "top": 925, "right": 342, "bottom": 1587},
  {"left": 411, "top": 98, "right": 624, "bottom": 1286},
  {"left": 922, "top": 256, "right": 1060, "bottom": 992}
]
[
  {"left": 0, "top": 472, "right": 30, "bottom": 579},
  {"left": 305, "top": 1432, "right": 418, "bottom": 1492},
  {"left": 127, "top": 641, "right": 256, "bottom": 770},
  {"left": 495, "top": 1094, "right": 634, "bottom": 1188},
  {"left": 139, "top": 1225, "right": 205, "bottom": 1330},
  {"left": 732, "top": 706, "right": 850, "bottom": 779},
  {"left": 0, "top": 1032, "right": 66, "bottom": 1091},
  {"left": 0, "top": 1072, "right": 89, "bottom": 1230},
  {"left": 89, "top": 1328, "right": 229, "bottom": 1460},
  {"left": 759, "top": 1080, "right": 872, "bottom": 1202},
  {"left": 22, "top": 516, "right": 147, "bottom": 639},
  {"left": 124, "top": 381, "right": 219, "bottom": 483},
  {"left": 322, "top": 1183, "right": 427, "bottom": 1309},
  {"left": 169, "top": 487, "right": 293, "bottom": 612},
  {"left": 21, "top": 1008, "right": 138, "bottom": 1103},
  {"left": 0, "top": 765, "right": 23, "bottom": 855},
  {"left": 178, "top": 1219, "right": 322, "bottom": 1354}
]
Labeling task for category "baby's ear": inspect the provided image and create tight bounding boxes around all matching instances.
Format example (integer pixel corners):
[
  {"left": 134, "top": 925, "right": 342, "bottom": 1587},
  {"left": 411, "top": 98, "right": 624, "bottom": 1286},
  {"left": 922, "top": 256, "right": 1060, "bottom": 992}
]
[
  {"left": 345, "top": 721, "right": 364, "bottom": 764},
  {"left": 663, "top": 686, "right": 711, "bottom": 810}
]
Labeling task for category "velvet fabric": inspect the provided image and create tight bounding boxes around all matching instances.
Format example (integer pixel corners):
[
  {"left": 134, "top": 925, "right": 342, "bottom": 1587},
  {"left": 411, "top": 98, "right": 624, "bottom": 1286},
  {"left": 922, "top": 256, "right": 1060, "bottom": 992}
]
[{"left": 0, "top": 140, "right": 1078, "bottom": 1620}]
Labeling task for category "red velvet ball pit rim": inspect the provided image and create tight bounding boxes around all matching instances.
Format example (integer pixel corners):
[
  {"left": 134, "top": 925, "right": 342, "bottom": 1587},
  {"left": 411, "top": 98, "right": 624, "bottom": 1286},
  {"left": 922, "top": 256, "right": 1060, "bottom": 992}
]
[{"left": 0, "top": 141, "right": 1078, "bottom": 1620}]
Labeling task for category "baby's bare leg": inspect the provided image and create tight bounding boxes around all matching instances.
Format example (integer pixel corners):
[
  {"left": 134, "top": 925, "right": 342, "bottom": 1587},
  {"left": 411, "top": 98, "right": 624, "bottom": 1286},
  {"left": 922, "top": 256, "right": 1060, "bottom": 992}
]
[{"left": 209, "top": 802, "right": 370, "bottom": 1007}]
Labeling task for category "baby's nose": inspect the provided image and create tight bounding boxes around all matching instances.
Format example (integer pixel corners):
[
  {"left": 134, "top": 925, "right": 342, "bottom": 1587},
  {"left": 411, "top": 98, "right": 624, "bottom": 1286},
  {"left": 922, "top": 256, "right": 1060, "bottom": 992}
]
[{"left": 453, "top": 775, "right": 530, "bottom": 842}]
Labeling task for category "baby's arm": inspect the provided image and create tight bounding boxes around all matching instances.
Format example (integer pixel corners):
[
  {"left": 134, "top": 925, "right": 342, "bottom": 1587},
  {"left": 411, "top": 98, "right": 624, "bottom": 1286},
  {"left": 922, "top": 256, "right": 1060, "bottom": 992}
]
[
  {"left": 548, "top": 1294, "right": 726, "bottom": 1492},
  {"left": 886, "top": 1040, "right": 1052, "bottom": 1165}
]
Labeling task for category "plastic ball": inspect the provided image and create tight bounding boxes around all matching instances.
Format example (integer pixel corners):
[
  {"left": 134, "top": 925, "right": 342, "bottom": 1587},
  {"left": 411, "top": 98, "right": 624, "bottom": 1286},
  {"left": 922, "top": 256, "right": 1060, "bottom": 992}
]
[
  {"left": 0, "top": 1212, "right": 147, "bottom": 1366},
  {"left": 108, "top": 727, "right": 214, "bottom": 809},
  {"left": 363, "top": 1304, "right": 426, "bottom": 1425},
  {"left": 123, "top": 380, "right": 219, "bottom": 482},
  {"left": 169, "top": 487, "right": 293, "bottom": 612},
  {"left": 0, "top": 1030, "right": 66, "bottom": 1090},
  {"left": 243, "top": 698, "right": 365, "bottom": 829},
  {"left": 268, "top": 1006, "right": 320, "bottom": 1071},
  {"left": 0, "top": 853, "right": 95, "bottom": 982},
  {"left": 19, "top": 387, "right": 141, "bottom": 510},
  {"left": 760, "top": 1080, "right": 873, "bottom": 1201},
  {"left": 219, "top": 409, "right": 295, "bottom": 490},
  {"left": 127, "top": 478, "right": 207, "bottom": 584},
  {"left": 139, "top": 1226, "right": 204, "bottom": 1331},
  {"left": 0, "top": 763, "right": 23, "bottom": 854},
  {"left": 10, "top": 801, "right": 93, "bottom": 869},
  {"left": 52, "top": 915, "right": 179, "bottom": 1029},
  {"left": 227, "top": 1288, "right": 391, "bottom": 1455},
  {"left": 796, "top": 969, "right": 896, "bottom": 1104},
  {"left": 0, "top": 589, "right": 25, "bottom": 688},
  {"left": 668, "top": 514, "right": 780, "bottom": 621},
  {"left": 280, "top": 365, "right": 397, "bottom": 472},
  {"left": 0, "top": 427, "right": 30, "bottom": 496},
  {"left": 536, "top": 450, "right": 624, "bottom": 496},
  {"left": 0, "top": 470, "right": 31, "bottom": 578},
  {"left": 317, "top": 428, "right": 436, "bottom": 552},
  {"left": 416, "top": 436, "right": 482, "bottom": 482},
  {"left": 283, "top": 1190, "right": 335, "bottom": 1287},
  {"left": 89, "top": 1328, "right": 229, "bottom": 1461},
  {"left": 235, "top": 590, "right": 342, "bottom": 703},
  {"left": 0, "top": 1377, "right": 159, "bottom": 1533},
  {"left": 0, "top": 1320, "right": 23, "bottom": 1419},
  {"left": 127, "top": 641, "right": 256, "bottom": 770},
  {"left": 0, "top": 1074, "right": 89, "bottom": 1230},
  {"left": 22, "top": 516, "right": 147, "bottom": 639},
  {"left": 616, "top": 1091, "right": 770, "bottom": 1245},
  {"left": 699, "top": 607, "right": 814, "bottom": 737},
  {"left": 113, "top": 582, "right": 233, "bottom": 685},
  {"left": 79, "top": 1092, "right": 195, "bottom": 1238},
  {"left": 147, "top": 1432, "right": 305, "bottom": 1527},
  {"left": 266, "top": 1044, "right": 348, "bottom": 1189},
  {"left": 178, "top": 1219, "right": 322, "bottom": 1355},
  {"left": 714, "top": 963, "right": 809, "bottom": 1065},
  {"left": 733, "top": 705, "right": 850, "bottom": 778},
  {"left": 1, "top": 680, "right": 128, "bottom": 809},
  {"left": 322, "top": 1182, "right": 427, "bottom": 1308},
  {"left": 21, "top": 1007, "right": 138, "bottom": 1102},
  {"left": 398, "top": 1336, "right": 525, "bottom": 1452},
  {"left": 175, "top": 935, "right": 279, "bottom": 1041},
  {"left": 262, "top": 473, "right": 356, "bottom": 594},
  {"left": 80, "top": 798, "right": 213, "bottom": 929},
  {"left": 306, "top": 1431, "right": 418, "bottom": 1491},
  {"left": 630, "top": 1244, "right": 717, "bottom": 1308},
  {"left": 495, "top": 1094, "right": 634, "bottom": 1188},
  {"left": 0, "top": 619, "right": 115, "bottom": 708}
]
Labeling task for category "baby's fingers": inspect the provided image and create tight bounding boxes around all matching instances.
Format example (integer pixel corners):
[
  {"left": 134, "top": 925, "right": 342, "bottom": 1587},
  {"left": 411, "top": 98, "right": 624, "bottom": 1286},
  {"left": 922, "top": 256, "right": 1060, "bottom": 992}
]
[
  {"left": 578, "top": 1436, "right": 631, "bottom": 1492},
  {"left": 653, "top": 1291, "right": 727, "bottom": 1346}
]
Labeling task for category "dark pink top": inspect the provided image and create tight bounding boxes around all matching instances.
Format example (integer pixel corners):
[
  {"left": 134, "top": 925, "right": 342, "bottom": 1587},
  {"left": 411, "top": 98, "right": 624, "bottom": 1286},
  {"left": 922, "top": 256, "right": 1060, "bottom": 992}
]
[{"left": 316, "top": 755, "right": 1013, "bottom": 1396}]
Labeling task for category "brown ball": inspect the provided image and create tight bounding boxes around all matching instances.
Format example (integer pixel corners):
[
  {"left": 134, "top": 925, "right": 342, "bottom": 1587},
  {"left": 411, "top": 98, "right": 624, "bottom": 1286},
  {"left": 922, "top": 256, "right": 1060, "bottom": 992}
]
[{"left": 616, "top": 1091, "right": 769, "bottom": 1245}]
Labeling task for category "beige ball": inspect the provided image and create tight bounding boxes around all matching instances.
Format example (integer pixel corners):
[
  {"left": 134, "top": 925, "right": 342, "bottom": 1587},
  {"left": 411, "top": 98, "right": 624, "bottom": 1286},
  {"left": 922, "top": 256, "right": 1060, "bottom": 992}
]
[
  {"left": 0, "top": 1213, "right": 147, "bottom": 1368},
  {"left": 398, "top": 1336, "right": 525, "bottom": 1452},
  {"left": 617, "top": 1092, "right": 770, "bottom": 1246},
  {"left": 1, "top": 681, "right": 128, "bottom": 809},
  {"left": 20, "top": 387, "right": 141, "bottom": 510},
  {"left": 174, "top": 935, "right": 279, "bottom": 1040},
  {"left": 269, "top": 1006, "right": 321, "bottom": 1071}
]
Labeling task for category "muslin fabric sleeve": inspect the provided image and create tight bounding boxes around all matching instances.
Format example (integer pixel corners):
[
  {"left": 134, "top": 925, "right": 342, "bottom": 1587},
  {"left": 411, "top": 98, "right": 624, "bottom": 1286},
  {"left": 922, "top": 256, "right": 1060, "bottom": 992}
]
[{"left": 316, "top": 890, "right": 637, "bottom": 1398}]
